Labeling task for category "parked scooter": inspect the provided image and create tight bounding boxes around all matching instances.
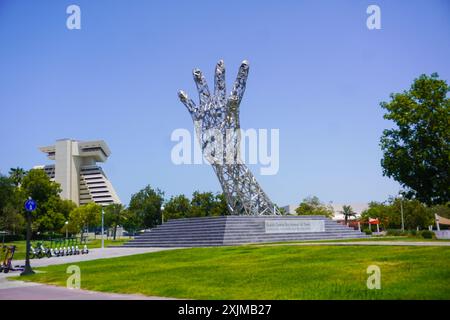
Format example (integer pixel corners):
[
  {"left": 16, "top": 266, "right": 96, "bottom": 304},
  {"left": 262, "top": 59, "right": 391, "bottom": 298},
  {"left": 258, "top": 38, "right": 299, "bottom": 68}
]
[
  {"left": 0, "top": 245, "right": 24, "bottom": 273},
  {"left": 40, "top": 243, "right": 52, "bottom": 258},
  {"left": 30, "top": 245, "right": 43, "bottom": 259}
]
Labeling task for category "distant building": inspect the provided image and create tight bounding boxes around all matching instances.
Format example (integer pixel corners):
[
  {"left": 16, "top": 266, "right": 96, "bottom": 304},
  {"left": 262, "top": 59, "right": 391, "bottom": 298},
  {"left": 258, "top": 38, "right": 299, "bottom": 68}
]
[
  {"left": 281, "top": 202, "right": 368, "bottom": 220},
  {"left": 35, "top": 139, "right": 120, "bottom": 206}
]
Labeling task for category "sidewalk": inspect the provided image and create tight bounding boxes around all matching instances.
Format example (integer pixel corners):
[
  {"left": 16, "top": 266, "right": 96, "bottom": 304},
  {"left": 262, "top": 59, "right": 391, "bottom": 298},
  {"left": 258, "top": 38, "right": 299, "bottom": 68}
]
[
  {"left": 13, "top": 247, "right": 179, "bottom": 268},
  {"left": 0, "top": 275, "right": 175, "bottom": 300}
]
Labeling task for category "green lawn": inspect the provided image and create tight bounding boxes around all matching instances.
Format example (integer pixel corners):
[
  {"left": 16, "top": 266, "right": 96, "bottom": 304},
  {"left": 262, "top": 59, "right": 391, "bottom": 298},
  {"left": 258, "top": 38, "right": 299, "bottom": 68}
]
[
  {"left": 17, "top": 245, "right": 450, "bottom": 299},
  {"left": 256, "top": 236, "right": 450, "bottom": 245},
  {"left": 2, "top": 238, "right": 130, "bottom": 260}
]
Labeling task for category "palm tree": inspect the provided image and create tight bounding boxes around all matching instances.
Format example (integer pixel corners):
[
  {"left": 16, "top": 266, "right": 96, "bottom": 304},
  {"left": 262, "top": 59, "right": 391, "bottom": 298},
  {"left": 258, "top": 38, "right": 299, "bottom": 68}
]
[
  {"left": 341, "top": 205, "right": 356, "bottom": 224},
  {"left": 9, "top": 167, "right": 27, "bottom": 187}
]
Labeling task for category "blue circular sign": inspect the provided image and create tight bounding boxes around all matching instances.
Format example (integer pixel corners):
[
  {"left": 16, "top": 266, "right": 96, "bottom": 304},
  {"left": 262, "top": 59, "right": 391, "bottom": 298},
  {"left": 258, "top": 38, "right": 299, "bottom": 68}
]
[{"left": 24, "top": 199, "right": 37, "bottom": 212}]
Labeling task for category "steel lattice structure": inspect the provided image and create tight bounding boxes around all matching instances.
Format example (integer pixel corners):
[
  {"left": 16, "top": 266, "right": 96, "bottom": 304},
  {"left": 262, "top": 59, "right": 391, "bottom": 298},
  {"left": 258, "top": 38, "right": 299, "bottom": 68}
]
[{"left": 178, "top": 60, "right": 281, "bottom": 215}]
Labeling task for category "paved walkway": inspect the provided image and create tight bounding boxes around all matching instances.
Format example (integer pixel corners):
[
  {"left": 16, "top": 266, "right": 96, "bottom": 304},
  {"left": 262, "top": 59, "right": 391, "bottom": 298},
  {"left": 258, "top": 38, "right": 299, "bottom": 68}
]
[
  {"left": 0, "top": 247, "right": 180, "bottom": 300},
  {"left": 13, "top": 247, "right": 179, "bottom": 268}
]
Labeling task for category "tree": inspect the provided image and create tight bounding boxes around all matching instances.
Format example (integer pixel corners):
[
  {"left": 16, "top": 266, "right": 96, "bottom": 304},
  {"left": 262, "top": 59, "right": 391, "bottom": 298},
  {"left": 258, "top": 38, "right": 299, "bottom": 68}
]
[
  {"left": 9, "top": 167, "right": 27, "bottom": 187},
  {"left": 430, "top": 203, "right": 450, "bottom": 219},
  {"left": 360, "top": 201, "right": 394, "bottom": 230},
  {"left": 1, "top": 169, "right": 76, "bottom": 236},
  {"left": 295, "top": 196, "right": 334, "bottom": 218},
  {"left": 391, "top": 198, "right": 434, "bottom": 230},
  {"left": 380, "top": 73, "right": 450, "bottom": 205},
  {"left": 0, "top": 175, "right": 15, "bottom": 215},
  {"left": 68, "top": 202, "right": 101, "bottom": 239},
  {"left": 210, "top": 193, "right": 228, "bottom": 216},
  {"left": 21, "top": 169, "right": 63, "bottom": 232},
  {"left": 0, "top": 174, "right": 25, "bottom": 234},
  {"left": 121, "top": 209, "right": 141, "bottom": 237},
  {"left": 20, "top": 168, "right": 62, "bottom": 234},
  {"left": 128, "top": 185, "right": 164, "bottom": 229},
  {"left": 190, "top": 191, "right": 228, "bottom": 217},
  {"left": 361, "top": 199, "right": 435, "bottom": 230},
  {"left": 163, "top": 195, "right": 191, "bottom": 221},
  {"left": 341, "top": 205, "right": 356, "bottom": 224},
  {"left": 276, "top": 206, "right": 287, "bottom": 215},
  {"left": 38, "top": 198, "right": 77, "bottom": 235},
  {"left": 20, "top": 169, "right": 61, "bottom": 210},
  {"left": 104, "top": 203, "right": 125, "bottom": 240}
]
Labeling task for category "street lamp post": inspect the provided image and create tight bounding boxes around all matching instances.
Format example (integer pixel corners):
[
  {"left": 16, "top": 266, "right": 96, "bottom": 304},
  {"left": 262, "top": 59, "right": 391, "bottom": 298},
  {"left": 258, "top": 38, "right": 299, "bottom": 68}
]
[
  {"left": 161, "top": 205, "right": 165, "bottom": 224},
  {"left": 65, "top": 221, "right": 68, "bottom": 238},
  {"left": 101, "top": 206, "right": 105, "bottom": 249},
  {"left": 399, "top": 194, "right": 405, "bottom": 232}
]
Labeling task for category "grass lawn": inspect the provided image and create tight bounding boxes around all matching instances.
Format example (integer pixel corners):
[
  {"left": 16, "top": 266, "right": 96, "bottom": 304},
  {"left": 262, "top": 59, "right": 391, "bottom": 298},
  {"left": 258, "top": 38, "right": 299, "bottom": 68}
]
[
  {"left": 17, "top": 245, "right": 450, "bottom": 299},
  {"left": 257, "top": 236, "right": 450, "bottom": 245},
  {"left": 2, "top": 238, "right": 130, "bottom": 260}
]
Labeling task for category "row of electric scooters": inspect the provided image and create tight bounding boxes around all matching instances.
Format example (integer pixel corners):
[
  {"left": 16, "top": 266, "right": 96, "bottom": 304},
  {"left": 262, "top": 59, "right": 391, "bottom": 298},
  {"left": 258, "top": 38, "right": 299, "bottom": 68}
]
[{"left": 30, "top": 242, "right": 89, "bottom": 259}]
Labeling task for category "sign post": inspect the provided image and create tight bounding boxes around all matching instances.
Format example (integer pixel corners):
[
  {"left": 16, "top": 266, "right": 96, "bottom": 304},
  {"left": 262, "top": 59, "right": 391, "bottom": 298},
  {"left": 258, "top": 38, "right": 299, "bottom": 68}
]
[{"left": 21, "top": 198, "right": 37, "bottom": 276}]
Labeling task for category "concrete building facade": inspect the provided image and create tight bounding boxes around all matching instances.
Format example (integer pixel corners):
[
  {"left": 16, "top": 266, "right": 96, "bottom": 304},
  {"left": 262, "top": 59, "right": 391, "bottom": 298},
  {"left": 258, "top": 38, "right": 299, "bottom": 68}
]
[{"left": 35, "top": 139, "right": 120, "bottom": 206}]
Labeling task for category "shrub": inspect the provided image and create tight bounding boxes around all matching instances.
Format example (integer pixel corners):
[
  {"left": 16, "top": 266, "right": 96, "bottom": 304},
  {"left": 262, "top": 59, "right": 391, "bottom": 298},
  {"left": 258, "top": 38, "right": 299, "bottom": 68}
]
[
  {"left": 1, "top": 234, "right": 25, "bottom": 242},
  {"left": 386, "top": 229, "right": 402, "bottom": 236},
  {"left": 420, "top": 230, "right": 434, "bottom": 239},
  {"left": 363, "top": 229, "right": 372, "bottom": 235}
]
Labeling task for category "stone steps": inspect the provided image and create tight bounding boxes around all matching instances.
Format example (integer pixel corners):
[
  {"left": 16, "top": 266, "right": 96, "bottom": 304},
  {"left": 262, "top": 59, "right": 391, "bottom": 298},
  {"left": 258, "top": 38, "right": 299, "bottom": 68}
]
[
  {"left": 136, "top": 225, "right": 354, "bottom": 234},
  {"left": 122, "top": 216, "right": 367, "bottom": 247}
]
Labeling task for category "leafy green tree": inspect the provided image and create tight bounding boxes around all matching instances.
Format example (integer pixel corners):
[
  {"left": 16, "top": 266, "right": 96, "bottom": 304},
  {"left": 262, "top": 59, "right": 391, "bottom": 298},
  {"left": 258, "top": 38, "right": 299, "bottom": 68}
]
[
  {"left": 20, "top": 169, "right": 61, "bottom": 210},
  {"left": 392, "top": 198, "right": 434, "bottom": 230},
  {"left": 0, "top": 174, "right": 15, "bottom": 214},
  {"left": 210, "top": 193, "right": 228, "bottom": 216},
  {"left": 430, "top": 203, "right": 450, "bottom": 219},
  {"left": 121, "top": 208, "right": 141, "bottom": 236},
  {"left": 38, "top": 198, "right": 77, "bottom": 234},
  {"left": 190, "top": 191, "right": 228, "bottom": 217},
  {"left": 0, "top": 174, "right": 25, "bottom": 234},
  {"left": 380, "top": 73, "right": 450, "bottom": 205},
  {"left": 361, "top": 199, "right": 434, "bottom": 230},
  {"left": 341, "top": 205, "right": 356, "bottom": 224},
  {"left": 20, "top": 169, "right": 62, "bottom": 234},
  {"left": 104, "top": 203, "right": 125, "bottom": 240},
  {"left": 68, "top": 202, "right": 101, "bottom": 239},
  {"left": 128, "top": 185, "right": 164, "bottom": 229},
  {"left": 276, "top": 206, "right": 287, "bottom": 215},
  {"left": 163, "top": 195, "right": 191, "bottom": 221},
  {"left": 8, "top": 167, "right": 27, "bottom": 187},
  {"left": 360, "top": 201, "right": 394, "bottom": 230},
  {"left": 37, "top": 197, "right": 67, "bottom": 234},
  {"left": 295, "top": 196, "right": 334, "bottom": 218}
]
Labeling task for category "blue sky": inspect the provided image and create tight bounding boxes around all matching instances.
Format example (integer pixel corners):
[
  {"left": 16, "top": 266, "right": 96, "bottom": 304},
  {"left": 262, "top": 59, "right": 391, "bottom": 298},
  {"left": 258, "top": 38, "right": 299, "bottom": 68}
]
[{"left": 0, "top": 0, "right": 449, "bottom": 206}]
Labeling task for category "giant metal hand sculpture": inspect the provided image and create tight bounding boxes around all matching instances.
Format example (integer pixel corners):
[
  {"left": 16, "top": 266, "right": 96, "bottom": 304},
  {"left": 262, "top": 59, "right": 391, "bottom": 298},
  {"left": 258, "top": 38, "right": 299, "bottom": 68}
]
[{"left": 178, "top": 60, "right": 280, "bottom": 215}]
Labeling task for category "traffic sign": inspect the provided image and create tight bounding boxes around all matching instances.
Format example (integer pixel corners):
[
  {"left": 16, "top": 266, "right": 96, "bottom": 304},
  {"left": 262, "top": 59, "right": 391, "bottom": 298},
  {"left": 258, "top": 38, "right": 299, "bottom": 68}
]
[{"left": 24, "top": 199, "right": 37, "bottom": 212}]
